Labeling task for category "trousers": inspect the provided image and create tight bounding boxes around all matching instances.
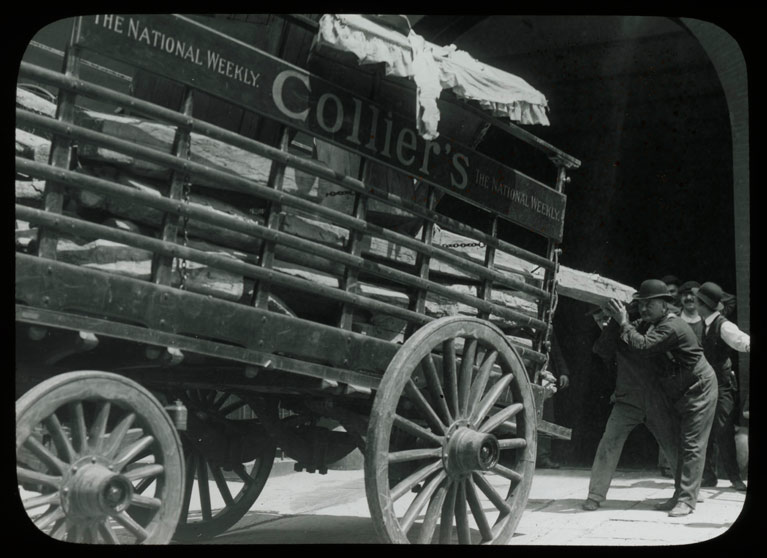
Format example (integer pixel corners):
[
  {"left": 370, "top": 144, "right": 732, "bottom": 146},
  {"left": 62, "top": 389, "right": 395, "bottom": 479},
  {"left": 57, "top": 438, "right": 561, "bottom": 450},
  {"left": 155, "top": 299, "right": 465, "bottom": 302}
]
[
  {"left": 667, "top": 360, "right": 718, "bottom": 509},
  {"left": 587, "top": 393, "right": 678, "bottom": 503},
  {"left": 702, "top": 382, "right": 742, "bottom": 483}
]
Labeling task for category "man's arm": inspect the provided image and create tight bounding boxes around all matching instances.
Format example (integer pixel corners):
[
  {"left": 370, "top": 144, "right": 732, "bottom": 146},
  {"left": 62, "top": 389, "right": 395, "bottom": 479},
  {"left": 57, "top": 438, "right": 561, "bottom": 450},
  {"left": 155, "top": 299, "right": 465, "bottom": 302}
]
[
  {"left": 720, "top": 320, "right": 750, "bottom": 353},
  {"left": 619, "top": 319, "right": 678, "bottom": 354}
]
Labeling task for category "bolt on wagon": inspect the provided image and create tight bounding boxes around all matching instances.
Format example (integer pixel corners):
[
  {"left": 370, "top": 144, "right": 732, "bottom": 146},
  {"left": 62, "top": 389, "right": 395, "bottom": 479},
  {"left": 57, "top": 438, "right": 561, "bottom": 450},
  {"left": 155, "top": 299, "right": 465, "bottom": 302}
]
[{"left": 15, "top": 14, "right": 581, "bottom": 544}]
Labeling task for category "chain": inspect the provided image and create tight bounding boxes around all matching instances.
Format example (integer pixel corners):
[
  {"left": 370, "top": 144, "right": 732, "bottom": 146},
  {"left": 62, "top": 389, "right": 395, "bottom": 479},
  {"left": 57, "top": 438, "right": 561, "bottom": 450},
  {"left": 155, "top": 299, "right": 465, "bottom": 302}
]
[{"left": 538, "top": 247, "right": 561, "bottom": 378}]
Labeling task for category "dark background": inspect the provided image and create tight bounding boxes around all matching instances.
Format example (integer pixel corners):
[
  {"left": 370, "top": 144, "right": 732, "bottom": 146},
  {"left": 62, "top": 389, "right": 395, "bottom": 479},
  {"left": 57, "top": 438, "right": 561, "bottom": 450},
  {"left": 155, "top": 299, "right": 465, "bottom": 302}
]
[{"left": 16, "top": 14, "right": 750, "bottom": 469}]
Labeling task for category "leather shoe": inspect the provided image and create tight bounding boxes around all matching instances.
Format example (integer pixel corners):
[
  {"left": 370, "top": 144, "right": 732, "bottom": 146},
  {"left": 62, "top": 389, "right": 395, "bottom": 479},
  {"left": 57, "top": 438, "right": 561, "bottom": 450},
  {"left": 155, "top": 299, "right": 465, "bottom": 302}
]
[
  {"left": 668, "top": 502, "right": 693, "bottom": 517},
  {"left": 700, "top": 477, "right": 718, "bottom": 488},
  {"left": 537, "top": 457, "right": 560, "bottom": 469},
  {"left": 582, "top": 499, "right": 600, "bottom": 511},
  {"left": 732, "top": 480, "right": 747, "bottom": 491},
  {"left": 654, "top": 498, "right": 677, "bottom": 511}
]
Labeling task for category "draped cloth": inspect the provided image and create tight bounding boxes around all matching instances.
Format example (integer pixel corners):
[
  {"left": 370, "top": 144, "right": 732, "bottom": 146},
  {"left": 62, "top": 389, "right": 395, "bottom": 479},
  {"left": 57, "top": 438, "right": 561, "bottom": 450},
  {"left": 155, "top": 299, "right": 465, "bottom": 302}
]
[{"left": 314, "top": 14, "right": 550, "bottom": 140}]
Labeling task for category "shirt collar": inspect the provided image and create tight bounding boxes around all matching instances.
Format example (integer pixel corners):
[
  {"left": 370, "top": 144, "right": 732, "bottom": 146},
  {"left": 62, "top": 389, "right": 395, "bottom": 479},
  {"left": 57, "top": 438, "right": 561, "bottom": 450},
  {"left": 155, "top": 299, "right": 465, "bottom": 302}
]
[{"left": 681, "top": 312, "right": 701, "bottom": 324}]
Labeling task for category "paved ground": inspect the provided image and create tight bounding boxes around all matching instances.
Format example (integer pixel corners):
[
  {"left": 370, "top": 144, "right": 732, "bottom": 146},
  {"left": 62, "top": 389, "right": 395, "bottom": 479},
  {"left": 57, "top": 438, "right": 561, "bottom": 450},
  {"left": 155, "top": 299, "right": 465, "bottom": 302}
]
[{"left": 182, "top": 460, "right": 749, "bottom": 546}]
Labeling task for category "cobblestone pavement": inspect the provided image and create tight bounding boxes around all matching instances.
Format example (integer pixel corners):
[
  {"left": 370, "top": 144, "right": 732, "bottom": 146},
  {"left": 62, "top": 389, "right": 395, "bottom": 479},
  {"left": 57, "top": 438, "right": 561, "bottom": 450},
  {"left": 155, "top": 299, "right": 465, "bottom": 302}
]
[{"left": 183, "top": 463, "right": 748, "bottom": 546}]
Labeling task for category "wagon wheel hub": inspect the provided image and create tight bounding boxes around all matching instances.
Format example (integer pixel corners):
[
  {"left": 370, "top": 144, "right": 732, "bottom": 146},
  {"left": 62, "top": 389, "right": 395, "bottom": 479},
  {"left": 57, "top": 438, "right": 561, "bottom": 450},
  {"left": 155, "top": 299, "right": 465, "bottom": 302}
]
[
  {"left": 62, "top": 460, "right": 134, "bottom": 518},
  {"left": 444, "top": 426, "right": 500, "bottom": 477}
]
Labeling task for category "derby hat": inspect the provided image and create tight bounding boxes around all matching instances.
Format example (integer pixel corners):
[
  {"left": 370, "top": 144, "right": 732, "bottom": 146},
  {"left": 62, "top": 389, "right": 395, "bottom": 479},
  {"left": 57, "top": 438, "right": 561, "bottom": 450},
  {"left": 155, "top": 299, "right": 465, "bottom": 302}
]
[
  {"left": 693, "top": 282, "right": 725, "bottom": 312},
  {"left": 632, "top": 279, "right": 675, "bottom": 302},
  {"left": 679, "top": 281, "right": 700, "bottom": 295}
]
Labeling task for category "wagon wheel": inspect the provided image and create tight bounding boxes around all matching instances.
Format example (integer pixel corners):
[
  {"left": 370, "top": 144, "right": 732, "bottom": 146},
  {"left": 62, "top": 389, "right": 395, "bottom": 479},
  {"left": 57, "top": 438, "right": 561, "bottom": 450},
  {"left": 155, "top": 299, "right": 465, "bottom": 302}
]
[
  {"left": 16, "top": 371, "right": 184, "bottom": 544},
  {"left": 171, "top": 388, "right": 276, "bottom": 542},
  {"left": 365, "top": 316, "right": 537, "bottom": 544}
]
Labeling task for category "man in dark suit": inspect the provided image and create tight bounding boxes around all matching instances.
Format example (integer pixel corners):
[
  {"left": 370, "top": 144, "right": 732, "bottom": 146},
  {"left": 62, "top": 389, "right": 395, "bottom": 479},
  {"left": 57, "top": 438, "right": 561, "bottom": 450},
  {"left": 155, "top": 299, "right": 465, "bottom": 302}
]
[
  {"left": 581, "top": 305, "right": 678, "bottom": 511},
  {"left": 605, "top": 279, "right": 717, "bottom": 517},
  {"left": 695, "top": 282, "right": 749, "bottom": 491}
]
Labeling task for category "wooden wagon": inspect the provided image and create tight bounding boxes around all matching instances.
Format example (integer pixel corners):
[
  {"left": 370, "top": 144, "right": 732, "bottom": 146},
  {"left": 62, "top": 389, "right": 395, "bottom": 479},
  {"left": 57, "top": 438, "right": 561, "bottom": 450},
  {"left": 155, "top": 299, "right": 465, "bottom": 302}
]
[{"left": 15, "top": 14, "right": 598, "bottom": 544}]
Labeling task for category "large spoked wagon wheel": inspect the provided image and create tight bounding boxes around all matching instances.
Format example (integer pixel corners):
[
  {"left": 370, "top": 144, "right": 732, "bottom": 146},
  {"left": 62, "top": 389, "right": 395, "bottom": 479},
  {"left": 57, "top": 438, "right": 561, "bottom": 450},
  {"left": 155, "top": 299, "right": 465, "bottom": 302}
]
[
  {"left": 365, "top": 316, "right": 537, "bottom": 544},
  {"left": 16, "top": 371, "right": 184, "bottom": 544},
  {"left": 171, "top": 388, "right": 276, "bottom": 542}
]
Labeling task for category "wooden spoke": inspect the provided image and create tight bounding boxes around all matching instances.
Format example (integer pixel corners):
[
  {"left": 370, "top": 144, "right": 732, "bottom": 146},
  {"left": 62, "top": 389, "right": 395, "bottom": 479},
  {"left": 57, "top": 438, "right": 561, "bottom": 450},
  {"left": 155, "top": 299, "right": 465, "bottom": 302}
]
[
  {"left": 43, "top": 414, "right": 76, "bottom": 464},
  {"left": 113, "top": 435, "right": 155, "bottom": 471},
  {"left": 211, "top": 465, "right": 235, "bottom": 506},
  {"left": 133, "top": 474, "right": 155, "bottom": 495},
  {"left": 131, "top": 493, "right": 163, "bottom": 509},
  {"left": 218, "top": 399, "right": 248, "bottom": 418},
  {"left": 23, "top": 491, "right": 60, "bottom": 511},
  {"left": 454, "top": 480, "right": 471, "bottom": 544},
  {"left": 70, "top": 401, "right": 88, "bottom": 454},
  {"left": 388, "top": 447, "right": 443, "bottom": 464},
  {"left": 34, "top": 506, "right": 65, "bottom": 531},
  {"left": 232, "top": 463, "right": 256, "bottom": 486},
  {"left": 416, "top": 480, "right": 449, "bottom": 544},
  {"left": 392, "top": 414, "right": 444, "bottom": 446},
  {"left": 197, "top": 457, "right": 212, "bottom": 521},
  {"left": 471, "top": 374, "right": 514, "bottom": 427},
  {"left": 442, "top": 340, "right": 459, "bottom": 417},
  {"left": 465, "top": 477, "right": 493, "bottom": 542},
  {"left": 114, "top": 510, "right": 149, "bottom": 542},
  {"left": 438, "top": 481, "right": 457, "bottom": 544},
  {"left": 400, "top": 471, "right": 447, "bottom": 534},
  {"left": 49, "top": 517, "right": 67, "bottom": 540},
  {"left": 81, "top": 523, "right": 96, "bottom": 544},
  {"left": 404, "top": 379, "right": 447, "bottom": 435},
  {"left": 492, "top": 463, "right": 524, "bottom": 484},
  {"left": 23, "top": 436, "right": 67, "bottom": 475},
  {"left": 458, "top": 338, "right": 478, "bottom": 417},
  {"left": 422, "top": 355, "right": 453, "bottom": 424},
  {"left": 390, "top": 460, "right": 443, "bottom": 502},
  {"left": 104, "top": 413, "right": 137, "bottom": 459},
  {"left": 180, "top": 452, "right": 196, "bottom": 522},
  {"left": 498, "top": 438, "right": 527, "bottom": 450},
  {"left": 479, "top": 403, "right": 524, "bottom": 434},
  {"left": 211, "top": 392, "right": 228, "bottom": 410},
  {"left": 98, "top": 521, "right": 121, "bottom": 544},
  {"left": 124, "top": 463, "right": 164, "bottom": 482},
  {"left": 467, "top": 350, "right": 498, "bottom": 421},
  {"left": 66, "top": 523, "right": 81, "bottom": 543},
  {"left": 89, "top": 401, "right": 111, "bottom": 452},
  {"left": 17, "top": 465, "right": 61, "bottom": 489},
  {"left": 472, "top": 472, "right": 511, "bottom": 514}
]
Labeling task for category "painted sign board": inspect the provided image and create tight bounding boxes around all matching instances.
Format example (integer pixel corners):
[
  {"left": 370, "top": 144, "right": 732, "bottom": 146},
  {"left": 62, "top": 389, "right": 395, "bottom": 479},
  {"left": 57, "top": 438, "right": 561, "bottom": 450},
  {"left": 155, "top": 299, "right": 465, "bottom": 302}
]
[{"left": 75, "top": 14, "right": 566, "bottom": 241}]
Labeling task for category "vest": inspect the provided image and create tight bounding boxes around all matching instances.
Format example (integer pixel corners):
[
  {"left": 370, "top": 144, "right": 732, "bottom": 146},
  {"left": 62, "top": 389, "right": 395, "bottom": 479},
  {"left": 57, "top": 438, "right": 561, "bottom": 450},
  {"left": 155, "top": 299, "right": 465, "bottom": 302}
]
[{"left": 702, "top": 314, "right": 733, "bottom": 388}]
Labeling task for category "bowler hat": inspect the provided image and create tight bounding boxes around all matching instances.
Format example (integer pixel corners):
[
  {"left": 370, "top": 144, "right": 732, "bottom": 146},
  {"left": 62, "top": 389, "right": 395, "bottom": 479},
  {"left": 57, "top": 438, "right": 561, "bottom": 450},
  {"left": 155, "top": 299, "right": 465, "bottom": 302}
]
[
  {"left": 679, "top": 281, "right": 700, "bottom": 295},
  {"left": 661, "top": 275, "right": 680, "bottom": 287},
  {"left": 632, "top": 279, "right": 675, "bottom": 302},
  {"left": 693, "top": 282, "right": 725, "bottom": 312}
]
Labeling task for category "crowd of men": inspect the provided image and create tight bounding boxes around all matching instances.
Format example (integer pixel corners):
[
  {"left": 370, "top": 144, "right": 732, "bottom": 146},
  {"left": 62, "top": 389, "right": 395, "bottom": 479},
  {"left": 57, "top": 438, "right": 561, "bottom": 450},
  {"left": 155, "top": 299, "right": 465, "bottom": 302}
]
[{"left": 579, "top": 276, "right": 749, "bottom": 517}]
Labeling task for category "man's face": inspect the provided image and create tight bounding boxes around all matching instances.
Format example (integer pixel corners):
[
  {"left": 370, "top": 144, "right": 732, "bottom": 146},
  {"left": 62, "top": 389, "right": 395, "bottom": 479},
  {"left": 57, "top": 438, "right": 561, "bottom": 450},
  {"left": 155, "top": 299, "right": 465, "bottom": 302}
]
[
  {"left": 666, "top": 284, "right": 679, "bottom": 303},
  {"left": 694, "top": 297, "right": 710, "bottom": 315},
  {"left": 681, "top": 290, "right": 696, "bottom": 312},
  {"left": 638, "top": 298, "right": 667, "bottom": 323}
]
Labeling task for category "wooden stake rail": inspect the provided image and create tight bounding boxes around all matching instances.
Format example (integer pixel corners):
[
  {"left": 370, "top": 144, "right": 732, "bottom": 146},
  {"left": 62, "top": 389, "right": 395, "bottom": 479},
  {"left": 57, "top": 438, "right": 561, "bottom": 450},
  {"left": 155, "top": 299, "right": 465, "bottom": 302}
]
[
  {"left": 17, "top": 109, "right": 550, "bottom": 306},
  {"left": 18, "top": 61, "right": 557, "bottom": 273}
]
